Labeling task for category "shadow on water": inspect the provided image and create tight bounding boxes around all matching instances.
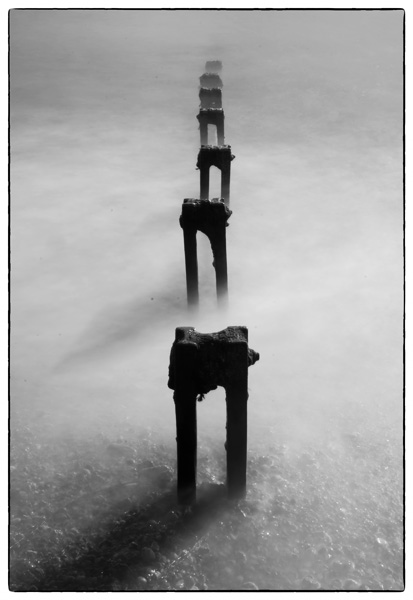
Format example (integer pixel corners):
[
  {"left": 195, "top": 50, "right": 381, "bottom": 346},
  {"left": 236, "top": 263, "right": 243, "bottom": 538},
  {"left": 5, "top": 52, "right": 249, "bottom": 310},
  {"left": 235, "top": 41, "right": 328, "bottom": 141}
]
[{"left": 11, "top": 482, "right": 232, "bottom": 592}]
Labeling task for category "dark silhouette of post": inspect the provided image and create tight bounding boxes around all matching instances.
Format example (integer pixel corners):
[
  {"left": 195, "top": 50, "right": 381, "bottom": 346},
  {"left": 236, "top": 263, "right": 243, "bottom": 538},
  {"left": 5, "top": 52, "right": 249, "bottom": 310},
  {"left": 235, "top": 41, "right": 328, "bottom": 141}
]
[
  {"left": 171, "top": 329, "right": 198, "bottom": 505},
  {"left": 180, "top": 199, "right": 232, "bottom": 308},
  {"left": 199, "top": 87, "right": 222, "bottom": 109},
  {"left": 225, "top": 341, "right": 249, "bottom": 498},
  {"left": 168, "top": 326, "right": 260, "bottom": 503},
  {"left": 197, "top": 146, "right": 235, "bottom": 206},
  {"left": 182, "top": 225, "right": 199, "bottom": 308},
  {"left": 197, "top": 109, "right": 225, "bottom": 146},
  {"left": 199, "top": 73, "right": 223, "bottom": 89},
  {"left": 181, "top": 61, "right": 234, "bottom": 308},
  {"left": 205, "top": 60, "right": 222, "bottom": 74}
]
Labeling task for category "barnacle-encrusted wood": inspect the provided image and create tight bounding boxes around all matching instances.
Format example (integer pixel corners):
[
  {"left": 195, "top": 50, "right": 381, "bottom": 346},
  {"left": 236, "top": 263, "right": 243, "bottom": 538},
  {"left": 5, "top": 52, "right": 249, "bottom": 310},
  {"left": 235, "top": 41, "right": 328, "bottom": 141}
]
[{"left": 168, "top": 326, "right": 260, "bottom": 503}]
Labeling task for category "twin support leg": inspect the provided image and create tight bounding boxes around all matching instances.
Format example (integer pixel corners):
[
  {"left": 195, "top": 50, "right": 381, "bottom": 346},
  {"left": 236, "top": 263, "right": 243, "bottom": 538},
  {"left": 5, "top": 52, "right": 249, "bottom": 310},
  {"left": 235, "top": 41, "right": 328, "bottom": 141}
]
[
  {"left": 173, "top": 66, "right": 252, "bottom": 504},
  {"left": 182, "top": 145, "right": 233, "bottom": 309},
  {"left": 183, "top": 226, "right": 228, "bottom": 309},
  {"left": 199, "top": 119, "right": 225, "bottom": 147},
  {"left": 172, "top": 339, "right": 249, "bottom": 504},
  {"left": 182, "top": 228, "right": 199, "bottom": 308},
  {"left": 199, "top": 163, "right": 231, "bottom": 204},
  {"left": 180, "top": 199, "right": 232, "bottom": 310}
]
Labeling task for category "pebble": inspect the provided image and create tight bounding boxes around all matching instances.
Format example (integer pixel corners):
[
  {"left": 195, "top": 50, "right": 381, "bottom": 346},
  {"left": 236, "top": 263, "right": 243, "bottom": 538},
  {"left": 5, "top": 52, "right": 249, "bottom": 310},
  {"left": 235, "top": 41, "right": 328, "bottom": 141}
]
[
  {"left": 383, "top": 576, "right": 398, "bottom": 590},
  {"left": 328, "top": 558, "right": 355, "bottom": 577},
  {"left": 106, "top": 443, "right": 135, "bottom": 457},
  {"left": 299, "top": 578, "right": 321, "bottom": 590},
  {"left": 317, "top": 545, "right": 331, "bottom": 559},
  {"left": 326, "top": 578, "right": 342, "bottom": 590},
  {"left": 299, "top": 546, "right": 318, "bottom": 569},
  {"left": 367, "top": 579, "right": 384, "bottom": 590},
  {"left": 242, "top": 581, "right": 259, "bottom": 590},
  {"left": 343, "top": 579, "right": 361, "bottom": 590},
  {"left": 323, "top": 532, "right": 333, "bottom": 544},
  {"left": 141, "top": 547, "right": 156, "bottom": 562},
  {"left": 235, "top": 550, "right": 247, "bottom": 565}
]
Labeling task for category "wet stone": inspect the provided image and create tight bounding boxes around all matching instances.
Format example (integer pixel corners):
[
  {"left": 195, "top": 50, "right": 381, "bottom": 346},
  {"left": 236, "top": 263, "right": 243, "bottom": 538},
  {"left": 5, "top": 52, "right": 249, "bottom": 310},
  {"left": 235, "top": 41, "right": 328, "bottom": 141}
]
[
  {"left": 242, "top": 581, "right": 259, "bottom": 590},
  {"left": 298, "top": 577, "right": 321, "bottom": 590},
  {"left": 235, "top": 550, "right": 247, "bottom": 565},
  {"left": 343, "top": 578, "right": 361, "bottom": 590},
  {"left": 328, "top": 558, "right": 355, "bottom": 578},
  {"left": 141, "top": 547, "right": 156, "bottom": 562}
]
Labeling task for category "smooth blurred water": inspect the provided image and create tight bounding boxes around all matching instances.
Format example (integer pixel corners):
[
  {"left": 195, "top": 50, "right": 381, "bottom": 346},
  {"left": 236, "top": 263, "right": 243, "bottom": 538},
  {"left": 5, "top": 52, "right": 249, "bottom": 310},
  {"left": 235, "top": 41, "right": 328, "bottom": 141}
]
[{"left": 10, "top": 8, "right": 403, "bottom": 454}]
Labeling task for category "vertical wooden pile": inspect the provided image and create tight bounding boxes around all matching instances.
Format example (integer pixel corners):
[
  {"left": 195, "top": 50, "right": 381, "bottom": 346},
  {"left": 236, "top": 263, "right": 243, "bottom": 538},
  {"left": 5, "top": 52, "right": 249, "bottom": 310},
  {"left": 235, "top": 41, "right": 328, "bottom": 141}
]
[
  {"left": 168, "top": 327, "right": 260, "bottom": 503},
  {"left": 180, "top": 60, "right": 235, "bottom": 309},
  {"left": 170, "top": 62, "right": 260, "bottom": 504}
]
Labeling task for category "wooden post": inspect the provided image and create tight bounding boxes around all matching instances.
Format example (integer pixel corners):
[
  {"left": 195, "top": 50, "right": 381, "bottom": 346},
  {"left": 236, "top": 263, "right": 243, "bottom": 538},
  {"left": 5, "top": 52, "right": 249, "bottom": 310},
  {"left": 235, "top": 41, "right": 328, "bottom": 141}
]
[
  {"left": 211, "top": 227, "right": 228, "bottom": 307},
  {"left": 226, "top": 340, "right": 249, "bottom": 499},
  {"left": 200, "top": 165, "right": 210, "bottom": 200},
  {"left": 182, "top": 226, "right": 199, "bottom": 309},
  {"left": 199, "top": 73, "right": 223, "bottom": 89},
  {"left": 217, "top": 117, "right": 225, "bottom": 146},
  {"left": 199, "top": 119, "right": 208, "bottom": 146},
  {"left": 168, "top": 326, "right": 259, "bottom": 503},
  {"left": 205, "top": 60, "right": 222, "bottom": 74},
  {"left": 221, "top": 161, "right": 231, "bottom": 207},
  {"left": 199, "top": 88, "right": 222, "bottom": 110},
  {"left": 171, "top": 329, "right": 198, "bottom": 505},
  {"left": 180, "top": 199, "right": 231, "bottom": 309}
]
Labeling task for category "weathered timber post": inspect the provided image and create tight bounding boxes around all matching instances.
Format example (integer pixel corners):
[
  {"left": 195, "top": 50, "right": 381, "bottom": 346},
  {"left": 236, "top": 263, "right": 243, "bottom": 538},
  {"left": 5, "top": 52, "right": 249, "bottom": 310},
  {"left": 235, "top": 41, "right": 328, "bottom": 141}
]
[
  {"left": 172, "top": 330, "right": 198, "bottom": 505},
  {"left": 205, "top": 60, "right": 223, "bottom": 74},
  {"left": 182, "top": 222, "right": 199, "bottom": 309},
  {"left": 180, "top": 199, "right": 232, "bottom": 308},
  {"left": 168, "top": 326, "right": 260, "bottom": 503},
  {"left": 197, "top": 146, "right": 235, "bottom": 207},
  {"left": 181, "top": 60, "right": 235, "bottom": 308},
  {"left": 199, "top": 87, "right": 222, "bottom": 110},
  {"left": 225, "top": 339, "right": 249, "bottom": 499},
  {"left": 199, "top": 73, "right": 223, "bottom": 89},
  {"left": 197, "top": 109, "right": 225, "bottom": 146}
]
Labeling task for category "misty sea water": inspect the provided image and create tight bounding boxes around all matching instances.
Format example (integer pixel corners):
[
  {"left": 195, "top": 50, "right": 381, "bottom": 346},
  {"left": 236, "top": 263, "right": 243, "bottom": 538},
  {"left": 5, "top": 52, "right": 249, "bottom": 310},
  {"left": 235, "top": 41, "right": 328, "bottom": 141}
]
[{"left": 10, "top": 8, "right": 403, "bottom": 591}]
